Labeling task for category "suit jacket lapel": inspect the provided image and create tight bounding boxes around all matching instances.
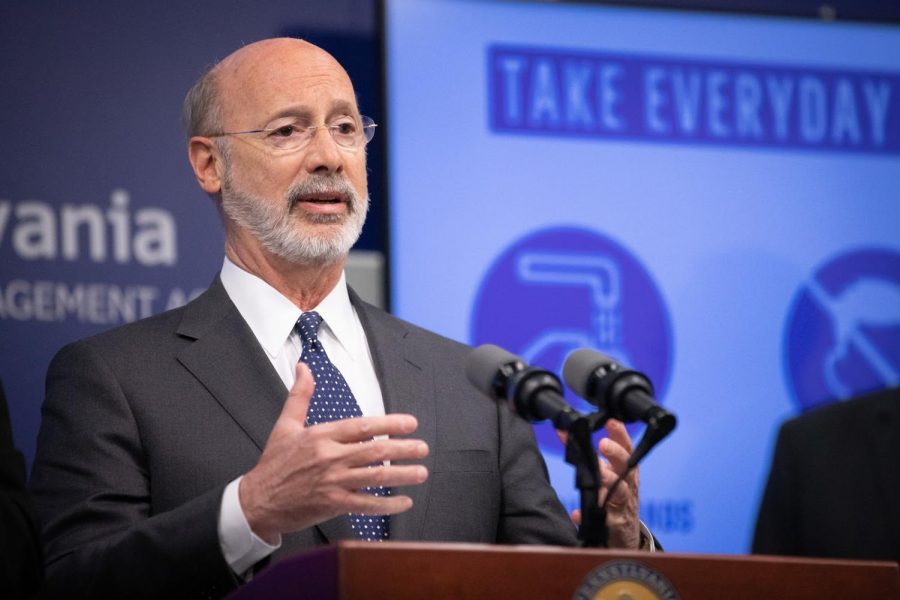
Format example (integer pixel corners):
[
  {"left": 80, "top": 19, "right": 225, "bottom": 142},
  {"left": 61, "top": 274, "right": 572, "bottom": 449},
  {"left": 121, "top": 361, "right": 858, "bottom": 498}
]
[
  {"left": 176, "top": 278, "right": 356, "bottom": 546},
  {"left": 351, "top": 290, "right": 435, "bottom": 541},
  {"left": 175, "top": 278, "right": 286, "bottom": 451},
  {"left": 174, "top": 280, "right": 415, "bottom": 548}
]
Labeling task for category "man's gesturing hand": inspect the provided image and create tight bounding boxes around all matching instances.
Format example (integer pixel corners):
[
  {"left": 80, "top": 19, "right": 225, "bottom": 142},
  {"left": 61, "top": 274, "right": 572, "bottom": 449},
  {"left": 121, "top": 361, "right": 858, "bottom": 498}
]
[{"left": 239, "top": 362, "right": 429, "bottom": 543}]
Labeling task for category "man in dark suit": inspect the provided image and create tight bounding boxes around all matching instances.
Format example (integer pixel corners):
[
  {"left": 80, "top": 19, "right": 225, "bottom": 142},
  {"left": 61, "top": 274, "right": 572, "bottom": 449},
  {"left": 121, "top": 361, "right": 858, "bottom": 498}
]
[
  {"left": 753, "top": 387, "right": 900, "bottom": 562},
  {"left": 0, "top": 380, "right": 43, "bottom": 598},
  {"left": 29, "top": 39, "right": 645, "bottom": 598}
]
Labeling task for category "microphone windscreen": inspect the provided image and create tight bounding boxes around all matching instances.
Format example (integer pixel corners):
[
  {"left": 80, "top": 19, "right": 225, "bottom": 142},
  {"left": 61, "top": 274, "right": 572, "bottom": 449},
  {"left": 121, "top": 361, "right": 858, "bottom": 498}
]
[
  {"left": 562, "top": 348, "right": 615, "bottom": 397},
  {"left": 465, "top": 344, "right": 520, "bottom": 394}
]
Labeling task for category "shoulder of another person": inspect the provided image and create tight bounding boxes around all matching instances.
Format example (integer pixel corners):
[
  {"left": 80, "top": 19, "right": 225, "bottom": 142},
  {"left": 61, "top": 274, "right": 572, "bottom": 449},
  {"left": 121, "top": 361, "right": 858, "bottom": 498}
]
[{"left": 783, "top": 387, "right": 900, "bottom": 437}]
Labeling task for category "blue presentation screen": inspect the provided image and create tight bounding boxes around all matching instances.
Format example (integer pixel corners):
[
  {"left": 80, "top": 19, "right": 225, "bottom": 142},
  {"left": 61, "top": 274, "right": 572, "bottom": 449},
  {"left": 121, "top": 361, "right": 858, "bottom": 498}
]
[{"left": 385, "top": 0, "right": 900, "bottom": 552}]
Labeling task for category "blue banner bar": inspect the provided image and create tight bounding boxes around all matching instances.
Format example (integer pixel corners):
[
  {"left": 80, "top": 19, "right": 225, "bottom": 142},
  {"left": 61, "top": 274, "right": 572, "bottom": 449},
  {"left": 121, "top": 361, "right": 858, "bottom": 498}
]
[{"left": 488, "top": 45, "right": 899, "bottom": 154}]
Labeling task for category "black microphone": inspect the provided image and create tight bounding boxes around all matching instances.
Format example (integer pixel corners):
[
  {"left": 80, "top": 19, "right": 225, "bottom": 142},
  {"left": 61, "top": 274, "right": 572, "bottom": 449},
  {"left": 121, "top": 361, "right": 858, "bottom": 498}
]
[
  {"left": 466, "top": 344, "right": 583, "bottom": 431},
  {"left": 564, "top": 348, "right": 676, "bottom": 473},
  {"left": 562, "top": 348, "right": 676, "bottom": 434}
]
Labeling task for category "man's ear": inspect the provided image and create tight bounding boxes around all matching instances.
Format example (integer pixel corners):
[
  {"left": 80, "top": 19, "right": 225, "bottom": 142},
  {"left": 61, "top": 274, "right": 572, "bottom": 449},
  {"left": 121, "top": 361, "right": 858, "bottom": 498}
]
[{"left": 188, "top": 137, "right": 224, "bottom": 194}]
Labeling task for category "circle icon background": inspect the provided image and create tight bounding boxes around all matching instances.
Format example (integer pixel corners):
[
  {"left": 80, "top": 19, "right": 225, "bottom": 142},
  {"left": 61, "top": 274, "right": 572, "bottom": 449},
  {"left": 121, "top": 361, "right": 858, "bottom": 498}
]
[
  {"left": 784, "top": 247, "right": 900, "bottom": 411},
  {"left": 470, "top": 226, "right": 673, "bottom": 451}
]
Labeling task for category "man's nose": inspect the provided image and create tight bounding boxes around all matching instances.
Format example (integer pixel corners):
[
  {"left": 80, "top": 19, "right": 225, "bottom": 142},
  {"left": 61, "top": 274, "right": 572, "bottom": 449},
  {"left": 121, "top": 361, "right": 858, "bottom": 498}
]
[{"left": 304, "top": 126, "right": 344, "bottom": 174}]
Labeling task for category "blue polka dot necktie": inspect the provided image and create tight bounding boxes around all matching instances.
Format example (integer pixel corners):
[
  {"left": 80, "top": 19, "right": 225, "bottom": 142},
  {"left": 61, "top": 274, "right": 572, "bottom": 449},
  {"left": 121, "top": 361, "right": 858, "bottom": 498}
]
[{"left": 296, "top": 310, "right": 390, "bottom": 541}]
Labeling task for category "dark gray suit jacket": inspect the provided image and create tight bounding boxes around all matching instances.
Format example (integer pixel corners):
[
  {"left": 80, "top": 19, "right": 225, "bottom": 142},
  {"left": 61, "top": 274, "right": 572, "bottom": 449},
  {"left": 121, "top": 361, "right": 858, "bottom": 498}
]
[
  {"left": 30, "top": 278, "right": 576, "bottom": 599},
  {"left": 753, "top": 387, "right": 900, "bottom": 562}
]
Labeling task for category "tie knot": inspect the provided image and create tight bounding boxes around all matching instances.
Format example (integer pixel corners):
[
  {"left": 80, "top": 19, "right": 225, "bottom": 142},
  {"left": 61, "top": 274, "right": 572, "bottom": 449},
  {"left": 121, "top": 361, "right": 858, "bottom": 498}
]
[{"left": 296, "top": 311, "right": 323, "bottom": 347}]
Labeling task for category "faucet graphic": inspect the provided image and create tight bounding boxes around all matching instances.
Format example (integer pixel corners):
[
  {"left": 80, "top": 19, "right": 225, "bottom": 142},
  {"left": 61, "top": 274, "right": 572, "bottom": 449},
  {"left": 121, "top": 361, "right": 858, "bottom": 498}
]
[
  {"left": 805, "top": 276, "right": 900, "bottom": 399},
  {"left": 515, "top": 251, "right": 633, "bottom": 369}
]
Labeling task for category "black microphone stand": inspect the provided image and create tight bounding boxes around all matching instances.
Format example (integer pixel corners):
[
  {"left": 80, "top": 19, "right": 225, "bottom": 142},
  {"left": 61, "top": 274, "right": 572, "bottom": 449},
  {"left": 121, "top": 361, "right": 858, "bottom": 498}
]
[
  {"left": 564, "top": 411, "right": 610, "bottom": 548},
  {"left": 491, "top": 360, "right": 617, "bottom": 547}
]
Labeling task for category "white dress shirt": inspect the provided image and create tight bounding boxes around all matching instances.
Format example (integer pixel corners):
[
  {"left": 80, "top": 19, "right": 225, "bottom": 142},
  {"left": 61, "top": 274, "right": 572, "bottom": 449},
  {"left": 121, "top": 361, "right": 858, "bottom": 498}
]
[{"left": 217, "top": 256, "right": 385, "bottom": 574}]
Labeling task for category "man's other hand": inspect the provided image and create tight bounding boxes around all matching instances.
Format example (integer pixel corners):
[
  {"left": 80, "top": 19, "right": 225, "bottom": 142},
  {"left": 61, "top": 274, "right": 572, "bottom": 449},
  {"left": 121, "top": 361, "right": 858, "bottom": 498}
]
[{"left": 560, "top": 419, "right": 641, "bottom": 550}]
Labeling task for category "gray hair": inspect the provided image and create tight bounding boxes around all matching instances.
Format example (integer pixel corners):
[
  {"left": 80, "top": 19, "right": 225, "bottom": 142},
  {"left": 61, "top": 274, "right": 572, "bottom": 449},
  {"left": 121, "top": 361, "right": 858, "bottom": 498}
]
[{"left": 181, "top": 63, "right": 224, "bottom": 138}]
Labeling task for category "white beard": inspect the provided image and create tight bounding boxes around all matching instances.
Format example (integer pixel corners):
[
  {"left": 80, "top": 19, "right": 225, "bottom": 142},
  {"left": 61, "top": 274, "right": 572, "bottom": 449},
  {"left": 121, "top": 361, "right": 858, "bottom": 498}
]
[{"left": 219, "top": 169, "right": 369, "bottom": 265}]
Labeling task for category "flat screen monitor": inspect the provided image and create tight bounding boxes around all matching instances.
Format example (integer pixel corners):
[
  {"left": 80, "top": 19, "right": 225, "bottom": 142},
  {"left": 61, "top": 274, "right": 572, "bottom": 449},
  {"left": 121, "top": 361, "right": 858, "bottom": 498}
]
[{"left": 384, "top": 0, "right": 900, "bottom": 552}]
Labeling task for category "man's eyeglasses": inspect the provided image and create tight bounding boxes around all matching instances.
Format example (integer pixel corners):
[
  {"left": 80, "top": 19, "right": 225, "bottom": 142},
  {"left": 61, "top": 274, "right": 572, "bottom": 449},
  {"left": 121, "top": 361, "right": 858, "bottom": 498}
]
[{"left": 204, "top": 115, "right": 377, "bottom": 153}]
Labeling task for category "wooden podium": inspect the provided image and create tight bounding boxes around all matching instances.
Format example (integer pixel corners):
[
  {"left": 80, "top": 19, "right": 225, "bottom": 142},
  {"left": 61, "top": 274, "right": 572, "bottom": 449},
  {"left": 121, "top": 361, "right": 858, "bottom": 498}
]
[{"left": 227, "top": 541, "right": 899, "bottom": 599}]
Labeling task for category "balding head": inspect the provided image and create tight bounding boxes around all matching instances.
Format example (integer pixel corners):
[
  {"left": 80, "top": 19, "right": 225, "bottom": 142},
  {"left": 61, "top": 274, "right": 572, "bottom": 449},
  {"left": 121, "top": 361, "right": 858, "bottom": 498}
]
[{"left": 182, "top": 38, "right": 355, "bottom": 139}]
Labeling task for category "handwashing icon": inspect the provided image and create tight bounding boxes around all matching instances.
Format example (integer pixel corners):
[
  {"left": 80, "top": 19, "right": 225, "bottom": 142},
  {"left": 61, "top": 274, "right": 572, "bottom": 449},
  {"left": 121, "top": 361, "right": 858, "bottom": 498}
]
[{"left": 515, "top": 251, "right": 634, "bottom": 372}]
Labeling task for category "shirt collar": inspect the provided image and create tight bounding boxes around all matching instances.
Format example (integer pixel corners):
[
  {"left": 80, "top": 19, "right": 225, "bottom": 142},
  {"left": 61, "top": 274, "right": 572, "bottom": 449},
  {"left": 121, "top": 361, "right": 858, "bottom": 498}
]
[{"left": 219, "top": 256, "right": 356, "bottom": 360}]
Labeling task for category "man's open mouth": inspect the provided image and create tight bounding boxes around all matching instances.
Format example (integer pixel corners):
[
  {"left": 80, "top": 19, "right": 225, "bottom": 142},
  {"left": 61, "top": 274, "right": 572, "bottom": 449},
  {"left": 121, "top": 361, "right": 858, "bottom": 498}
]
[
  {"left": 291, "top": 191, "right": 350, "bottom": 210},
  {"left": 301, "top": 193, "right": 346, "bottom": 203}
]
